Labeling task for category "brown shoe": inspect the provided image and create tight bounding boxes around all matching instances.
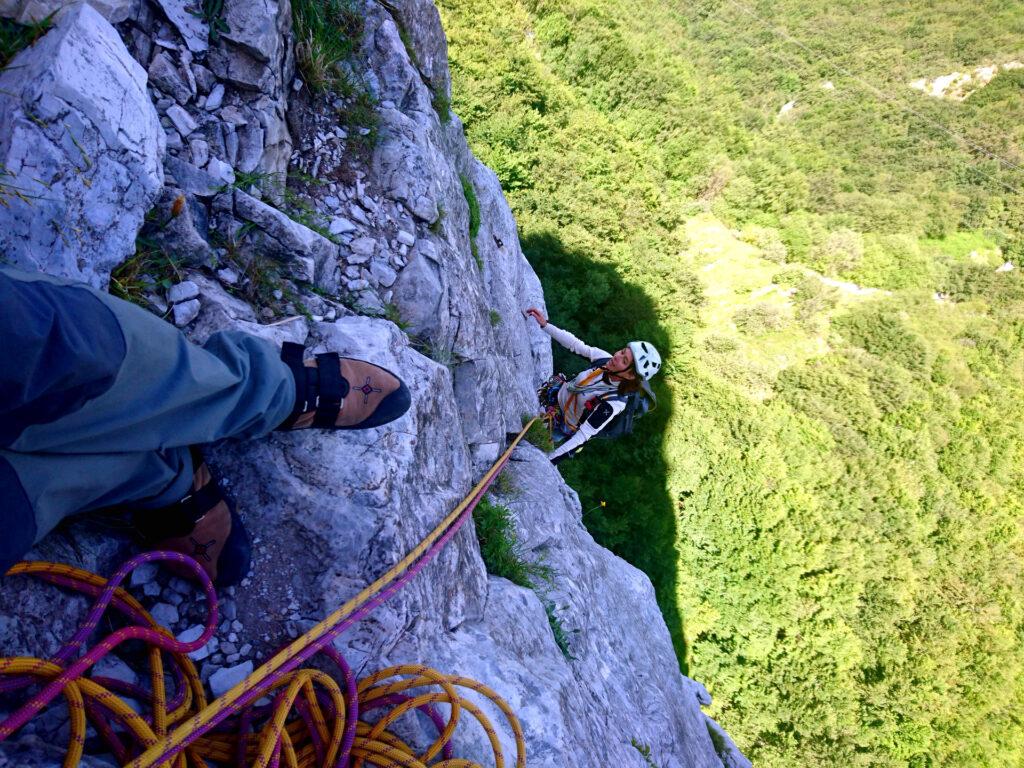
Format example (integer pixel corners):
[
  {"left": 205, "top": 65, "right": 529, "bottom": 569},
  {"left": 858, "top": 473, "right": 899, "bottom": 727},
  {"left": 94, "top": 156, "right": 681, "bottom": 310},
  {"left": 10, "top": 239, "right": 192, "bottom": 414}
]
[
  {"left": 276, "top": 342, "right": 411, "bottom": 430},
  {"left": 134, "top": 448, "right": 251, "bottom": 587}
]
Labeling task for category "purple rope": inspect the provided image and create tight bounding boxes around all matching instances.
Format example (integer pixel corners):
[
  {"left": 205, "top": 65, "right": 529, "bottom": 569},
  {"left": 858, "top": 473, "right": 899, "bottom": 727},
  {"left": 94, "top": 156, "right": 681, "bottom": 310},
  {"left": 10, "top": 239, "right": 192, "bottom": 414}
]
[{"left": 0, "top": 551, "right": 218, "bottom": 740}]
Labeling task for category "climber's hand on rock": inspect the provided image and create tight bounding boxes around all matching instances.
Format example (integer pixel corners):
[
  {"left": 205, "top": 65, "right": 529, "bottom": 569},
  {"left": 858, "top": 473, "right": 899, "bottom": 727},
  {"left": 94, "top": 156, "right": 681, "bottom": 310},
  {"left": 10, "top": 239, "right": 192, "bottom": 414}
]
[{"left": 524, "top": 307, "right": 547, "bottom": 327}]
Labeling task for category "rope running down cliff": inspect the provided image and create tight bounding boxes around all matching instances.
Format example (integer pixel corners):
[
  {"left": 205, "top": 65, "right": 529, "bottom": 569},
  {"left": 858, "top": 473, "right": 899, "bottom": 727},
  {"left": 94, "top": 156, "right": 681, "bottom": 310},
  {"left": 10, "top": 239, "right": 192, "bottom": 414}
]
[{"left": 0, "top": 420, "right": 540, "bottom": 767}]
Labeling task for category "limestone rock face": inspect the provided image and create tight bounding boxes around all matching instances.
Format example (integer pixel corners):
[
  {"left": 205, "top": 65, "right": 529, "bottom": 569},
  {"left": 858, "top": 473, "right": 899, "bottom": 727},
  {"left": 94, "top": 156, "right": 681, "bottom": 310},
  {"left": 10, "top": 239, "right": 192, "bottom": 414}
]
[
  {"left": 1, "top": 0, "right": 134, "bottom": 24},
  {"left": 0, "top": 3, "right": 164, "bottom": 288},
  {"left": 364, "top": 1, "right": 548, "bottom": 448}
]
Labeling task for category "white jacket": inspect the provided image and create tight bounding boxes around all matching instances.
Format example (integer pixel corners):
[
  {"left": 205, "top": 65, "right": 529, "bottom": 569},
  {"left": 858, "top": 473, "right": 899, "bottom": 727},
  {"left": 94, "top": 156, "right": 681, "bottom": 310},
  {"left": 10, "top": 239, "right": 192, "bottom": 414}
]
[{"left": 542, "top": 323, "right": 627, "bottom": 461}]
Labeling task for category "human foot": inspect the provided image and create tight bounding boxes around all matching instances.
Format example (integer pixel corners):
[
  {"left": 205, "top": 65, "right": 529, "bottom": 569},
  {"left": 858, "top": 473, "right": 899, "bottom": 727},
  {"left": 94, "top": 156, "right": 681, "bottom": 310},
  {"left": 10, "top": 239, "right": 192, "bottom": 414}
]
[
  {"left": 134, "top": 448, "right": 251, "bottom": 587},
  {"left": 276, "top": 342, "right": 411, "bottom": 430}
]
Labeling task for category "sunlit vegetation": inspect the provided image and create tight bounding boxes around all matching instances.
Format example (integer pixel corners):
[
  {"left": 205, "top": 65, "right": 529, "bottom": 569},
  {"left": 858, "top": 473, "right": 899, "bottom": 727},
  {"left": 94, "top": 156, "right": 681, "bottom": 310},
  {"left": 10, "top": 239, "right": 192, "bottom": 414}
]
[{"left": 439, "top": 0, "right": 1024, "bottom": 765}]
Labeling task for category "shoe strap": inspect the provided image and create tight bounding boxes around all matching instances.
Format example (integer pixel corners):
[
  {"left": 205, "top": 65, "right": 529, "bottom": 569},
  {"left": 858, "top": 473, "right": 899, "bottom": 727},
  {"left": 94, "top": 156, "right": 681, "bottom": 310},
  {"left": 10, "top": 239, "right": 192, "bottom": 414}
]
[{"left": 277, "top": 342, "right": 350, "bottom": 429}]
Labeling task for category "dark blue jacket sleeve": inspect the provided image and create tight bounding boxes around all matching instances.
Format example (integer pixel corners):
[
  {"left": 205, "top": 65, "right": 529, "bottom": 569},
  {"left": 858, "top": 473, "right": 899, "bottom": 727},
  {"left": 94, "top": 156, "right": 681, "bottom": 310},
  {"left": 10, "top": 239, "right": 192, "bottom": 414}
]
[{"left": 0, "top": 269, "right": 126, "bottom": 448}]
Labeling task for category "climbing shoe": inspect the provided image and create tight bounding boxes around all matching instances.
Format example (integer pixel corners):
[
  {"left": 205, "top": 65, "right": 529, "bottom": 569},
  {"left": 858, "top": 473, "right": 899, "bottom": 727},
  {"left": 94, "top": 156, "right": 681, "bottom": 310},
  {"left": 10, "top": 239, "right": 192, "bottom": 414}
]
[
  {"left": 134, "top": 447, "right": 251, "bottom": 588},
  {"left": 276, "top": 341, "right": 411, "bottom": 430}
]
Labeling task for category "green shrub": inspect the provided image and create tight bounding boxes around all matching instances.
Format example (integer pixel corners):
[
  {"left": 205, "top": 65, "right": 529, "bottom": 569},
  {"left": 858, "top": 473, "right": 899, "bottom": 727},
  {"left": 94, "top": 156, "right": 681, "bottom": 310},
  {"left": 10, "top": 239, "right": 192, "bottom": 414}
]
[
  {"left": 807, "top": 228, "right": 864, "bottom": 275},
  {"left": 740, "top": 224, "right": 788, "bottom": 263},
  {"left": 733, "top": 303, "right": 786, "bottom": 335}
]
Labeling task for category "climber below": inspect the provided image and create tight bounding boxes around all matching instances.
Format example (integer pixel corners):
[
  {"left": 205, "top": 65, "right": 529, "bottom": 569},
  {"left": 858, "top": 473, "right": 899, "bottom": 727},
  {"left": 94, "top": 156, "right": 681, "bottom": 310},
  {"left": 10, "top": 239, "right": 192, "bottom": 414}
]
[
  {"left": 524, "top": 307, "right": 661, "bottom": 465},
  {"left": 0, "top": 266, "right": 412, "bottom": 588}
]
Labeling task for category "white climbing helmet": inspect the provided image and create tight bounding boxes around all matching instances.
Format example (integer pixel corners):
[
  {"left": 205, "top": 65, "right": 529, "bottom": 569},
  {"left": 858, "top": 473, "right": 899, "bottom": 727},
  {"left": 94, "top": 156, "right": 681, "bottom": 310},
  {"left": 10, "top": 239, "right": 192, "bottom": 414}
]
[{"left": 628, "top": 340, "right": 662, "bottom": 380}]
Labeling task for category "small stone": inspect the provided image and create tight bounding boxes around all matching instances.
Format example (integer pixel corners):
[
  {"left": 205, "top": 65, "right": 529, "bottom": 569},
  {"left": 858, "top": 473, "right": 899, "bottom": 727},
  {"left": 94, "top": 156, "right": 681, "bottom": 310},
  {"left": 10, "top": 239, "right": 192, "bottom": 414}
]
[
  {"left": 396, "top": 229, "right": 416, "bottom": 247},
  {"left": 189, "top": 138, "right": 210, "bottom": 168},
  {"left": 130, "top": 562, "right": 159, "bottom": 587},
  {"left": 145, "top": 292, "right": 169, "bottom": 314},
  {"left": 167, "top": 104, "right": 198, "bottom": 137},
  {"left": 143, "top": 581, "right": 161, "bottom": 597},
  {"left": 292, "top": 78, "right": 303, "bottom": 92},
  {"left": 231, "top": 620, "right": 243, "bottom": 632},
  {"left": 350, "top": 237, "right": 376, "bottom": 258},
  {"left": 239, "top": 643, "right": 253, "bottom": 656},
  {"left": 220, "top": 599, "right": 238, "bottom": 620},
  {"left": 226, "top": 653, "right": 241, "bottom": 664},
  {"left": 165, "top": 128, "right": 183, "bottom": 151},
  {"left": 346, "top": 278, "right": 369, "bottom": 291},
  {"left": 325, "top": 308, "right": 337, "bottom": 321},
  {"left": 272, "top": 289, "right": 283, "bottom": 301},
  {"left": 370, "top": 261, "right": 397, "bottom": 288},
  {"left": 170, "top": 577, "right": 192, "bottom": 595},
  {"left": 290, "top": 255, "right": 316, "bottom": 283},
  {"left": 209, "top": 661, "right": 254, "bottom": 698},
  {"left": 206, "top": 157, "right": 235, "bottom": 185},
  {"left": 221, "top": 642, "right": 238, "bottom": 655},
  {"left": 163, "top": 590, "right": 184, "bottom": 606},
  {"left": 150, "top": 603, "right": 179, "bottom": 628},
  {"left": 227, "top": 632, "right": 238, "bottom": 643},
  {"left": 204, "top": 83, "right": 225, "bottom": 111},
  {"left": 216, "top": 267, "right": 240, "bottom": 285},
  {"left": 168, "top": 280, "right": 200, "bottom": 304},
  {"left": 92, "top": 656, "right": 138, "bottom": 686},
  {"left": 173, "top": 299, "right": 201, "bottom": 326},
  {"left": 329, "top": 216, "right": 357, "bottom": 235},
  {"left": 193, "top": 64, "right": 216, "bottom": 93}
]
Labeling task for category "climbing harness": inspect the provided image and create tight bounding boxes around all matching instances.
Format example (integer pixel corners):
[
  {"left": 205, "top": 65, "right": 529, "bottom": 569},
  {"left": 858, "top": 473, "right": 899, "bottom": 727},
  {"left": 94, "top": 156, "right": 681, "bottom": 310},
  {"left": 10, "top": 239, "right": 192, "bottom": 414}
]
[{"left": 0, "top": 420, "right": 539, "bottom": 768}]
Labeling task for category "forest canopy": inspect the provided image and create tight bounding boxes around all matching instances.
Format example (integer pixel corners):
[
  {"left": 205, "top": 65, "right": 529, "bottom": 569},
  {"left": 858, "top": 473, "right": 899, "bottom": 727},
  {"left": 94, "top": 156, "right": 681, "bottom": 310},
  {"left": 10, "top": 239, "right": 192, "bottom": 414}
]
[{"left": 437, "top": 0, "right": 1024, "bottom": 765}]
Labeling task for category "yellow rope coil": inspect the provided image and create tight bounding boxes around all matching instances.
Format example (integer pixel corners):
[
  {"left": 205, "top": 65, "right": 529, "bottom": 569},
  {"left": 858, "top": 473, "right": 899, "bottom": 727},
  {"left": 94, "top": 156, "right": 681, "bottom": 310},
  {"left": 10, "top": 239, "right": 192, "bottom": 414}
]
[{"left": 0, "top": 421, "right": 538, "bottom": 767}]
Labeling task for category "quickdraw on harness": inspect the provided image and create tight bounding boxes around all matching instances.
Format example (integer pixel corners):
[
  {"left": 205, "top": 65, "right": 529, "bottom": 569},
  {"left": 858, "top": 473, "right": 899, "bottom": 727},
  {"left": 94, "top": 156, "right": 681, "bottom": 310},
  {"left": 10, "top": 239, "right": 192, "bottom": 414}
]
[{"left": 537, "top": 367, "right": 609, "bottom": 436}]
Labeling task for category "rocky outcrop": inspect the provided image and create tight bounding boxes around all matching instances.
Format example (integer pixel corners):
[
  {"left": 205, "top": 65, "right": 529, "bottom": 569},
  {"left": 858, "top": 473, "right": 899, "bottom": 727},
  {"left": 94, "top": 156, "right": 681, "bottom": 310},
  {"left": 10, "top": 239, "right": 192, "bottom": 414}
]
[
  {"left": 0, "top": 3, "right": 164, "bottom": 288},
  {"left": 0, "top": 0, "right": 748, "bottom": 765}
]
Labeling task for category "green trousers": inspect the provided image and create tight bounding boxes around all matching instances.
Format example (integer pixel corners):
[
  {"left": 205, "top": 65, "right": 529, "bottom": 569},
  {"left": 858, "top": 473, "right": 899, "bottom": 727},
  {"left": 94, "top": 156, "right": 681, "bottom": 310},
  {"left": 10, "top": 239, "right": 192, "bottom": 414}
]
[{"left": 1, "top": 268, "right": 296, "bottom": 550}]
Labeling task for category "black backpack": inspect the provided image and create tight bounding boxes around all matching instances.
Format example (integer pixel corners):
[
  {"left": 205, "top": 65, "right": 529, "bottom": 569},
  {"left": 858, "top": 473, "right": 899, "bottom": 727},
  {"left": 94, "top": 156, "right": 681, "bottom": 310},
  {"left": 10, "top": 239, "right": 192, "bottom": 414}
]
[{"left": 587, "top": 357, "right": 657, "bottom": 440}]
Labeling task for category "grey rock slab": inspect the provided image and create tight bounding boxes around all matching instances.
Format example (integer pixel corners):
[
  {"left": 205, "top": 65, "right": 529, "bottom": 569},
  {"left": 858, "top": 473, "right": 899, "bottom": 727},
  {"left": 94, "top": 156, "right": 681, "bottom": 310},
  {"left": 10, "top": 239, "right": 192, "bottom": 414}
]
[
  {"left": 166, "top": 103, "right": 198, "bottom": 136},
  {"left": 204, "top": 82, "right": 225, "bottom": 111},
  {"left": 150, "top": 602, "right": 180, "bottom": 628},
  {"left": 207, "top": 156, "right": 236, "bottom": 185},
  {"left": 173, "top": 298, "right": 202, "bottom": 326},
  {"left": 234, "top": 190, "right": 339, "bottom": 290},
  {"left": 189, "top": 137, "right": 210, "bottom": 167},
  {"left": 165, "top": 155, "right": 225, "bottom": 197},
  {"left": 349, "top": 237, "right": 377, "bottom": 259},
  {"left": 370, "top": 261, "right": 397, "bottom": 288},
  {"left": 168, "top": 280, "right": 200, "bottom": 303},
  {"left": 149, "top": 51, "right": 191, "bottom": 105},
  {"left": 0, "top": 3, "right": 164, "bottom": 288},
  {"left": 4, "top": 0, "right": 134, "bottom": 23},
  {"left": 148, "top": 187, "right": 213, "bottom": 263},
  {"left": 209, "top": 661, "right": 254, "bottom": 698},
  {"left": 329, "top": 216, "right": 357, "bottom": 235},
  {"left": 91, "top": 655, "right": 138, "bottom": 686},
  {"left": 155, "top": 0, "right": 209, "bottom": 53},
  {"left": 220, "top": 0, "right": 288, "bottom": 63}
]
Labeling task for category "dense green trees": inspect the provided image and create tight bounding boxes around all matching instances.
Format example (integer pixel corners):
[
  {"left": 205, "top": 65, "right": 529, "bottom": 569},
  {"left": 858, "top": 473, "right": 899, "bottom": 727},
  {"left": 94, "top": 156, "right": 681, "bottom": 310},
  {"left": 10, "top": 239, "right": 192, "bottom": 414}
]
[{"left": 437, "top": 0, "right": 1024, "bottom": 764}]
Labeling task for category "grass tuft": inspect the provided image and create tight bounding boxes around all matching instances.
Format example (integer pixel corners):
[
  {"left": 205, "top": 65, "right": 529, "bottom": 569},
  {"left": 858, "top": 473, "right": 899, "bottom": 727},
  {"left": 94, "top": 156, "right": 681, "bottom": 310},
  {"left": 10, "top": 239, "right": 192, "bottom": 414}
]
[
  {"left": 109, "top": 239, "right": 183, "bottom": 309},
  {"left": 474, "top": 498, "right": 551, "bottom": 589},
  {"left": 0, "top": 15, "right": 52, "bottom": 71},
  {"left": 292, "top": 0, "right": 363, "bottom": 91}
]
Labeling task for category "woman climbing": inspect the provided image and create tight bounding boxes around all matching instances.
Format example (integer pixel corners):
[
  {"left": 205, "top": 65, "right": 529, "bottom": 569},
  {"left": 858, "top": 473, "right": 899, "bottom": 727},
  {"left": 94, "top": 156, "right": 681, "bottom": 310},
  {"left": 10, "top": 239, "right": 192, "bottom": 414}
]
[
  {"left": 524, "top": 307, "right": 661, "bottom": 464},
  {"left": 0, "top": 266, "right": 411, "bottom": 587}
]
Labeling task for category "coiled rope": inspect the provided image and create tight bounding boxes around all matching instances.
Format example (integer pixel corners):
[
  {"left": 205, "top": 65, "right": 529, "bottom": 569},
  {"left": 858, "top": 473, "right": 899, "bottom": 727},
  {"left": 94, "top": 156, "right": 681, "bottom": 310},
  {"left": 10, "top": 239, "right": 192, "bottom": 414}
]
[{"left": 0, "top": 420, "right": 538, "bottom": 768}]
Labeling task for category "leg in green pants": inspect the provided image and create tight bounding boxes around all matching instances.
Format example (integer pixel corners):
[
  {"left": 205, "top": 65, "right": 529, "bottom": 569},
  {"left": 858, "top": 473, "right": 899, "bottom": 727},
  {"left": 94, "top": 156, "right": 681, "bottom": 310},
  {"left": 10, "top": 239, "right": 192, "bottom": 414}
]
[{"left": 1, "top": 266, "right": 296, "bottom": 554}]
